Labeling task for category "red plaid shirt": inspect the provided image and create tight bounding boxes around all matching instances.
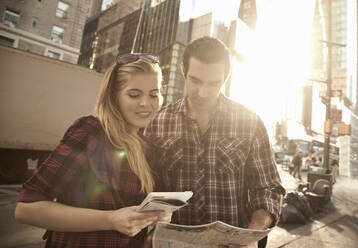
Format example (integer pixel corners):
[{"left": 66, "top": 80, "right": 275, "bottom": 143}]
[
  {"left": 19, "top": 116, "right": 147, "bottom": 248},
  {"left": 144, "top": 94, "right": 285, "bottom": 228}
]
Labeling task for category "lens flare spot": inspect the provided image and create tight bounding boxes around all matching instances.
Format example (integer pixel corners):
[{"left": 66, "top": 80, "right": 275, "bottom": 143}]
[
  {"left": 95, "top": 183, "right": 105, "bottom": 193},
  {"left": 118, "top": 150, "right": 127, "bottom": 160}
]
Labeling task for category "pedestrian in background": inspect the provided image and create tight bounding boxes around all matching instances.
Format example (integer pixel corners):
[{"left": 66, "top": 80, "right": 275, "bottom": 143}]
[
  {"left": 318, "top": 157, "right": 323, "bottom": 167},
  {"left": 143, "top": 37, "right": 285, "bottom": 248},
  {"left": 311, "top": 157, "right": 318, "bottom": 167},
  {"left": 292, "top": 151, "right": 302, "bottom": 180},
  {"left": 304, "top": 153, "right": 312, "bottom": 171},
  {"left": 15, "top": 54, "right": 171, "bottom": 247},
  {"left": 330, "top": 159, "right": 339, "bottom": 184}
]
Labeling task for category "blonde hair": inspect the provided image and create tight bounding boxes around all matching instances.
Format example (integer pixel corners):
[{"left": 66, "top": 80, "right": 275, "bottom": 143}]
[{"left": 95, "top": 57, "right": 162, "bottom": 193}]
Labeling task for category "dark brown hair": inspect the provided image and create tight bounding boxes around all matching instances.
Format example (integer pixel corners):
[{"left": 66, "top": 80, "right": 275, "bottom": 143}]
[{"left": 182, "top": 36, "right": 231, "bottom": 81}]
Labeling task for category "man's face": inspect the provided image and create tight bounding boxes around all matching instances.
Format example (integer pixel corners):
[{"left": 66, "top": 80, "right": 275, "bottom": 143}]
[{"left": 183, "top": 57, "right": 225, "bottom": 112}]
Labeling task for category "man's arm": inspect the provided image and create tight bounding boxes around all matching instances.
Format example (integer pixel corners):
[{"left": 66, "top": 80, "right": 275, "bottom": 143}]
[
  {"left": 248, "top": 209, "right": 273, "bottom": 230},
  {"left": 246, "top": 118, "right": 286, "bottom": 227}
]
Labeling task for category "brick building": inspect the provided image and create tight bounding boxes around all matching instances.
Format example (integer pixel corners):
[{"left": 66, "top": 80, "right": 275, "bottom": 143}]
[{"left": 0, "top": 0, "right": 101, "bottom": 64}]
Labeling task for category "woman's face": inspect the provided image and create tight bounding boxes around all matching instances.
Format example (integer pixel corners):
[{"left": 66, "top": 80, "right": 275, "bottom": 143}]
[{"left": 117, "top": 73, "right": 161, "bottom": 133}]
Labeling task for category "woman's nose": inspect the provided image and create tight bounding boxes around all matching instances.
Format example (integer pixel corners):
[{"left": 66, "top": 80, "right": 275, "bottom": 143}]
[{"left": 139, "top": 96, "right": 149, "bottom": 106}]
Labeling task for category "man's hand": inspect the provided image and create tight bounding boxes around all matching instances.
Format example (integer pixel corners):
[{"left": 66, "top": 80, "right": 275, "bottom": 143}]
[
  {"left": 248, "top": 209, "right": 273, "bottom": 230},
  {"left": 217, "top": 209, "right": 271, "bottom": 248}
]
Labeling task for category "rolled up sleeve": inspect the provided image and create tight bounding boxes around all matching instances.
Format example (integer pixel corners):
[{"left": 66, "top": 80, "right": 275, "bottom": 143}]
[
  {"left": 246, "top": 119, "right": 286, "bottom": 226},
  {"left": 18, "top": 116, "right": 98, "bottom": 203}
]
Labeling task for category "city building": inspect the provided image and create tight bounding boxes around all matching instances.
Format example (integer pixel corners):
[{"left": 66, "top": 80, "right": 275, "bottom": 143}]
[
  {"left": 78, "top": 0, "right": 141, "bottom": 71},
  {"left": 238, "top": 0, "right": 257, "bottom": 30},
  {"left": 307, "top": 0, "right": 358, "bottom": 178},
  {"left": 131, "top": 0, "right": 182, "bottom": 105},
  {"left": 340, "top": 0, "right": 358, "bottom": 178},
  {"left": 0, "top": 0, "right": 102, "bottom": 64}
]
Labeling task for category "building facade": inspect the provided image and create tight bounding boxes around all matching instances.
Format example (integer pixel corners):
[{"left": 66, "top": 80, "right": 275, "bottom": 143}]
[
  {"left": 78, "top": 0, "right": 141, "bottom": 71},
  {"left": 341, "top": 0, "right": 358, "bottom": 179},
  {"left": 308, "top": 0, "right": 347, "bottom": 135},
  {"left": 0, "top": 0, "right": 101, "bottom": 64},
  {"left": 308, "top": 0, "right": 358, "bottom": 178}
]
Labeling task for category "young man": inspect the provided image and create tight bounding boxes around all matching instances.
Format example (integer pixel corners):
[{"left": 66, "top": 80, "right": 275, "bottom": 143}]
[{"left": 144, "top": 37, "right": 285, "bottom": 247}]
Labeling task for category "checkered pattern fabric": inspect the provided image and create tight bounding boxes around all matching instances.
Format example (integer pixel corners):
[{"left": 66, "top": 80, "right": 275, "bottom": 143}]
[
  {"left": 144, "top": 94, "right": 285, "bottom": 228},
  {"left": 19, "top": 116, "right": 146, "bottom": 247}
]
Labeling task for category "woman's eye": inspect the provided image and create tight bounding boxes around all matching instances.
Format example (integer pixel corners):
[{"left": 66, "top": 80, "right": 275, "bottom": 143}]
[
  {"left": 150, "top": 93, "right": 159, "bottom": 98},
  {"left": 128, "top": 94, "right": 140, "bottom": 98}
]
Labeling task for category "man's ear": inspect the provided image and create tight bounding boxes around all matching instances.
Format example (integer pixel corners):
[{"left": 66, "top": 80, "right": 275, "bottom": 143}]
[{"left": 181, "top": 63, "right": 185, "bottom": 78}]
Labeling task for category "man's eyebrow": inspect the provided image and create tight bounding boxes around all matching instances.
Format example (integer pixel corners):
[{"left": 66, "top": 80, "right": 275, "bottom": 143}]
[
  {"left": 188, "top": 75, "right": 202, "bottom": 82},
  {"left": 189, "top": 75, "right": 222, "bottom": 85}
]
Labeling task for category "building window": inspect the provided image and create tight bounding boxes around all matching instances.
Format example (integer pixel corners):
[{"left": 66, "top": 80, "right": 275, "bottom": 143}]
[
  {"left": 56, "top": 1, "right": 69, "bottom": 18},
  {"left": 47, "top": 50, "right": 61, "bottom": 59},
  {"left": 50, "top": 26, "right": 64, "bottom": 43},
  {"left": 0, "top": 35, "right": 15, "bottom": 47},
  {"left": 3, "top": 9, "right": 20, "bottom": 28}
]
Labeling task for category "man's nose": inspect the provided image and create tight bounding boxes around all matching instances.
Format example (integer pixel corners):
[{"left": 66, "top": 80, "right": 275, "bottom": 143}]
[{"left": 198, "top": 86, "right": 209, "bottom": 98}]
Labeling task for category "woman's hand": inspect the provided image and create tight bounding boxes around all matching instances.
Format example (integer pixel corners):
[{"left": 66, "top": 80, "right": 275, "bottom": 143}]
[
  {"left": 157, "top": 211, "right": 172, "bottom": 223},
  {"left": 143, "top": 212, "right": 172, "bottom": 248},
  {"left": 108, "top": 206, "right": 170, "bottom": 237}
]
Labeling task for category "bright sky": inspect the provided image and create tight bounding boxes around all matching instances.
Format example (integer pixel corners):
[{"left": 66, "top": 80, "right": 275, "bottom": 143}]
[
  {"left": 101, "top": 0, "right": 114, "bottom": 10},
  {"left": 179, "top": 0, "right": 316, "bottom": 128},
  {"left": 179, "top": 0, "right": 240, "bottom": 24},
  {"left": 230, "top": 0, "right": 316, "bottom": 126}
]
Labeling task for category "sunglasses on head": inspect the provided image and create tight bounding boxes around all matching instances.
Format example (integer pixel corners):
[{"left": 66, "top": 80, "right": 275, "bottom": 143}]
[{"left": 116, "top": 53, "right": 159, "bottom": 66}]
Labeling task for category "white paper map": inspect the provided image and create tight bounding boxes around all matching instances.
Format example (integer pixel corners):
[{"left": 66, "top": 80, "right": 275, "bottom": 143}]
[
  {"left": 152, "top": 221, "right": 271, "bottom": 247},
  {"left": 136, "top": 191, "right": 193, "bottom": 212}
]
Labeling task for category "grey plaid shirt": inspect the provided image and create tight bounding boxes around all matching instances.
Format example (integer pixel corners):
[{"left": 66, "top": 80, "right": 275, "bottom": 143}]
[{"left": 144, "top": 94, "right": 285, "bottom": 228}]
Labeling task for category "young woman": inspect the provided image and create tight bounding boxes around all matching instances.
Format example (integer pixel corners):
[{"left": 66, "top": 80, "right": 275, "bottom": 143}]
[{"left": 15, "top": 54, "right": 171, "bottom": 247}]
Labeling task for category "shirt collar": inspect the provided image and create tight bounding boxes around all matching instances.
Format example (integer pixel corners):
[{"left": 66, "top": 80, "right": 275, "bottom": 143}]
[{"left": 174, "top": 93, "right": 230, "bottom": 116}]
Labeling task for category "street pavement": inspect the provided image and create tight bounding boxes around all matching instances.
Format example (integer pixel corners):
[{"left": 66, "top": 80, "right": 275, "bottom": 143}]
[
  {"left": 0, "top": 185, "right": 45, "bottom": 248},
  {"left": 268, "top": 164, "right": 358, "bottom": 248}
]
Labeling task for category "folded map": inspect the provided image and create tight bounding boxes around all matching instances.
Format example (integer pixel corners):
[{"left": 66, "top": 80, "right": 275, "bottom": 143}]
[{"left": 136, "top": 191, "right": 193, "bottom": 212}]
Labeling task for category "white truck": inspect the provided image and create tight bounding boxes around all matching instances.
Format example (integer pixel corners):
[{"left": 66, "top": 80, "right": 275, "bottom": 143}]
[{"left": 0, "top": 45, "right": 102, "bottom": 183}]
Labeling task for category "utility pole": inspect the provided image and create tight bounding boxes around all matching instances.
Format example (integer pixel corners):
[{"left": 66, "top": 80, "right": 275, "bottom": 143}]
[
  {"left": 323, "top": 0, "right": 332, "bottom": 171},
  {"left": 311, "top": 0, "right": 345, "bottom": 170}
]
